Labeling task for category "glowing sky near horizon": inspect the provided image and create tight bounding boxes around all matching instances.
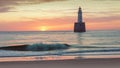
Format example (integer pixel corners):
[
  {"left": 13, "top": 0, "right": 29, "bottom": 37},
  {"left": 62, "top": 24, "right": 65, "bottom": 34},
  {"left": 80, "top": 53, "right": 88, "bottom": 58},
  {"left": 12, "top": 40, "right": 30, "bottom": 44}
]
[{"left": 0, "top": 0, "right": 120, "bottom": 31}]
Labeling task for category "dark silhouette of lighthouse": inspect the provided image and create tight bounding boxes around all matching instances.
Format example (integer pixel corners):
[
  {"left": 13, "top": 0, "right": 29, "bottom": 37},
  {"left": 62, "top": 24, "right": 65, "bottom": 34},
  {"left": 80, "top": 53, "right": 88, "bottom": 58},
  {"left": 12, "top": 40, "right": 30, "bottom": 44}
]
[{"left": 74, "top": 7, "right": 86, "bottom": 32}]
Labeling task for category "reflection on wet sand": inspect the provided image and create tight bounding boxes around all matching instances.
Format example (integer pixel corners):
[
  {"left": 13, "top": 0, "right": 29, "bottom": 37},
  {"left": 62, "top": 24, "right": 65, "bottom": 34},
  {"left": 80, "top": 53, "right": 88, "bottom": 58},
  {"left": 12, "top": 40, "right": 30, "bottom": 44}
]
[{"left": 0, "top": 56, "right": 78, "bottom": 62}]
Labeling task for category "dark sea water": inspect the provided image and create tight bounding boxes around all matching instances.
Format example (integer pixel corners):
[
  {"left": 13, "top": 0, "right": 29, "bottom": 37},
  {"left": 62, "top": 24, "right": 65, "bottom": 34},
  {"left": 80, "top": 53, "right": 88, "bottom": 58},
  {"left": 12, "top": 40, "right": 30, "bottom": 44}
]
[{"left": 0, "top": 30, "right": 120, "bottom": 61}]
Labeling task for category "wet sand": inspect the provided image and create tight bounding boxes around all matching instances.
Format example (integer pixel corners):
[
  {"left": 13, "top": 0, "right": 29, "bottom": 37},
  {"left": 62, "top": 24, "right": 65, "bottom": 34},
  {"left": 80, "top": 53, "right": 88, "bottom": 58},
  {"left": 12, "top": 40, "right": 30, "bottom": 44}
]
[{"left": 0, "top": 58, "right": 120, "bottom": 68}]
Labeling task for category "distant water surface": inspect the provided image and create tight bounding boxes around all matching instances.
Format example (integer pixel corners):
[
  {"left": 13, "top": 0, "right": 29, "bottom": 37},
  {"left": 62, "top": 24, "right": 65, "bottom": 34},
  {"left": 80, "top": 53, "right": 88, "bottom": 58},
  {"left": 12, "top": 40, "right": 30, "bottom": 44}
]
[{"left": 0, "top": 30, "right": 120, "bottom": 60}]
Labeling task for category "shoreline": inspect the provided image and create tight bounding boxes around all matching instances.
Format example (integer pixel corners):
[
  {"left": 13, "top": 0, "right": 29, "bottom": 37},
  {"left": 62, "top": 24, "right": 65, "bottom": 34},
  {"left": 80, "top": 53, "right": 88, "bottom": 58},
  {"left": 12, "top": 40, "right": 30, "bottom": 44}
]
[
  {"left": 0, "top": 55, "right": 120, "bottom": 62},
  {"left": 0, "top": 58, "right": 120, "bottom": 68}
]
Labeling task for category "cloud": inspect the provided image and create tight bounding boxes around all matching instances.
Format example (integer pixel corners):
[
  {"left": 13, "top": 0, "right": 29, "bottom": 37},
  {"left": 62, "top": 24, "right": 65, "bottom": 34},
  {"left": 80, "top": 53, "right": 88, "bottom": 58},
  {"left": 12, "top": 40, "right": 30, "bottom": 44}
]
[
  {"left": 0, "top": 15, "right": 119, "bottom": 31},
  {"left": 0, "top": 7, "right": 12, "bottom": 13},
  {"left": 0, "top": 0, "right": 67, "bottom": 13},
  {"left": 0, "top": 16, "right": 75, "bottom": 31},
  {"left": 85, "top": 15, "right": 120, "bottom": 23},
  {"left": 92, "top": 0, "right": 120, "bottom": 1}
]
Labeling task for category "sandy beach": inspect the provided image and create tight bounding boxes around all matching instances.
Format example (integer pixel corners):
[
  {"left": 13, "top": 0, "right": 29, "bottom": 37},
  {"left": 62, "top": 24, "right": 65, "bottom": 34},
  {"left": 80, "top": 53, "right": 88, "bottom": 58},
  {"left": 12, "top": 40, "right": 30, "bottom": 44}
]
[{"left": 0, "top": 58, "right": 120, "bottom": 68}]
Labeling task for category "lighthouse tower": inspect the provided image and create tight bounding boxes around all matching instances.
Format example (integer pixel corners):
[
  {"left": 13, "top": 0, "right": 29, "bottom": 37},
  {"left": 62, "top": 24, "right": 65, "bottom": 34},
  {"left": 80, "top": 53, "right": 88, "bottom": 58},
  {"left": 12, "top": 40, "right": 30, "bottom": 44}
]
[{"left": 74, "top": 7, "right": 86, "bottom": 32}]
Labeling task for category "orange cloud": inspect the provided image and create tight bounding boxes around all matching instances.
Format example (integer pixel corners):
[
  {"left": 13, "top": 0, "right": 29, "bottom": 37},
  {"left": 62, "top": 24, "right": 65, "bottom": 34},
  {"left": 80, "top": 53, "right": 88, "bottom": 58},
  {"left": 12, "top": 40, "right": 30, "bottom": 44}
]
[
  {"left": 86, "top": 21, "right": 120, "bottom": 30},
  {"left": 0, "top": 15, "right": 120, "bottom": 31},
  {"left": 0, "top": 16, "right": 75, "bottom": 31}
]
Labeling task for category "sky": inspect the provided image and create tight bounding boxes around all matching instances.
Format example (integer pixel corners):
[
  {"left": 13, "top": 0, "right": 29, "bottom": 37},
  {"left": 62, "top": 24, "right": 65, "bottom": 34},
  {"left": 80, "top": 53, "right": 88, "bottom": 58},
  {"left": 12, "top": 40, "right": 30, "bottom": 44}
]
[{"left": 0, "top": 0, "right": 120, "bottom": 31}]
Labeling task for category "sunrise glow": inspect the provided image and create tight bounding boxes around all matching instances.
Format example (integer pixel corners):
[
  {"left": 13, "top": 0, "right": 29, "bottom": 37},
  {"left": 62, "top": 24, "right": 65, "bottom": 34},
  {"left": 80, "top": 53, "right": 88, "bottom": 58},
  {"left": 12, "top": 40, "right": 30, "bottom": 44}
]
[
  {"left": 0, "top": 0, "right": 119, "bottom": 31},
  {"left": 39, "top": 26, "right": 48, "bottom": 31}
]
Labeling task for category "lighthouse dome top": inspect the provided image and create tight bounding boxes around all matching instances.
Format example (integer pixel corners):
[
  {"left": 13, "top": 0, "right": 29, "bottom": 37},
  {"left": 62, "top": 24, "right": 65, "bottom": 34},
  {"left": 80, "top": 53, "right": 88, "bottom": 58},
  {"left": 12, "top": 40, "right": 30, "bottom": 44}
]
[{"left": 79, "top": 6, "right": 81, "bottom": 9}]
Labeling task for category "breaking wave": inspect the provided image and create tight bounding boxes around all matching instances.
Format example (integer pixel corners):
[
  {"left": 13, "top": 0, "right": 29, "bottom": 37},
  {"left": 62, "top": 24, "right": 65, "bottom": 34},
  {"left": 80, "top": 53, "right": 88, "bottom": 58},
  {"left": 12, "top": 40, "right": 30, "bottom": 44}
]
[{"left": 0, "top": 43, "right": 70, "bottom": 51}]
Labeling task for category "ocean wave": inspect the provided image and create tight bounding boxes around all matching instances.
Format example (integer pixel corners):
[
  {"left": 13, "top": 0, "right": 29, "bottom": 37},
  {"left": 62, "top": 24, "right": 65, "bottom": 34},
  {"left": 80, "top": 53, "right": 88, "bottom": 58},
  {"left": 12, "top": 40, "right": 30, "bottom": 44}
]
[
  {"left": 0, "top": 43, "right": 70, "bottom": 51},
  {"left": 71, "top": 44, "right": 120, "bottom": 48}
]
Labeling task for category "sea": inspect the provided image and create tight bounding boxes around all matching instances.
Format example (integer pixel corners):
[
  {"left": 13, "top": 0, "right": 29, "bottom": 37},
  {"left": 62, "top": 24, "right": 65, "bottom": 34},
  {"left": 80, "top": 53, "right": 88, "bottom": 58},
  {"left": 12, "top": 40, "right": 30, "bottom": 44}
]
[{"left": 0, "top": 30, "right": 120, "bottom": 62}]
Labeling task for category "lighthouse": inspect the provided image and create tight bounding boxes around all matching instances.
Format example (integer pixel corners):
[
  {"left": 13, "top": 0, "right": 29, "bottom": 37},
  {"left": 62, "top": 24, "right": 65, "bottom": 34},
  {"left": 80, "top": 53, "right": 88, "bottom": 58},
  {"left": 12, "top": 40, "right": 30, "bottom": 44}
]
[{"left": 74, "top": 7, "right": 86, "bottom": 32}]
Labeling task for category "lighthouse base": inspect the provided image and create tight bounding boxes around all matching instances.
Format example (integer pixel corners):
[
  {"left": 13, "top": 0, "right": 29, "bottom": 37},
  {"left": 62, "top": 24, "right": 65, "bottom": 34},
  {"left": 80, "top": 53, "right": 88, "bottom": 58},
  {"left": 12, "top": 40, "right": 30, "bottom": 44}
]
[{"left": 74, "top": 22, "right": 86, "bottom": 32}]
